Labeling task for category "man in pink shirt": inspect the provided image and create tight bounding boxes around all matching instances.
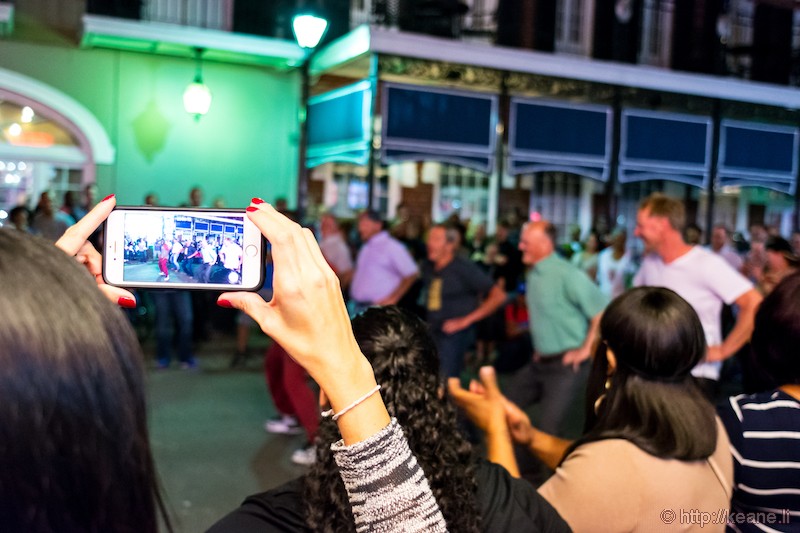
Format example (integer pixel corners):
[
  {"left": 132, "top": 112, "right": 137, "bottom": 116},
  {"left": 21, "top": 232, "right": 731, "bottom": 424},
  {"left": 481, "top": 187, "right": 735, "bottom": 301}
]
[{"left": 349, "top": 210, "right": 419, "bottom": 316}]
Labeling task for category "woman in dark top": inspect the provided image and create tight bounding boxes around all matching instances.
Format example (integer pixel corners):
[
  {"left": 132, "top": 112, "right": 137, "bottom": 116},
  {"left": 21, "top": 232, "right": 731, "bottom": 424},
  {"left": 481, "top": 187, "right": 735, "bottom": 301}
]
[{"left": 208, "top": 306, "right": 568, "bottom": 533}]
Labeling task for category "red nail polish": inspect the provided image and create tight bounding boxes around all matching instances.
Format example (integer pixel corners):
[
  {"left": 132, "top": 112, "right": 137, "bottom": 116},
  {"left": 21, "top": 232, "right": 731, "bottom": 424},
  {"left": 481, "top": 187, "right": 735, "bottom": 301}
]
[
  {"left": 252, "top": 197, "right": 265, "bottom": 204},
  {"left": 217, "top": 299, "right": 233, "bottom": 308},
  {"left": 246, "top": 206, "right": 258, "bottom": 213},
  {"left": 118, "top": 296, "right": 136, "bottom": 308},
  {"left": 102, "top": 194, "right": 115, "bottom": 202}
]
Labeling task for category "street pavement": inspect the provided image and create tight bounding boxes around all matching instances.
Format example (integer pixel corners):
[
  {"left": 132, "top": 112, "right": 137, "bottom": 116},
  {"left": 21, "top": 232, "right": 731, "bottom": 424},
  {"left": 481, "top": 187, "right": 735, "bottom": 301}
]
[{"left": 145, "top": 332, "right": 308, "bottom": 532}]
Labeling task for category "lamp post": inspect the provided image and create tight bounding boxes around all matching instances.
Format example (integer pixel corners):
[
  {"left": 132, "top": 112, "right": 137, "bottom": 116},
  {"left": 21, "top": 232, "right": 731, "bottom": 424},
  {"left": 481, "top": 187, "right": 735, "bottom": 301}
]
[{"left": 292, "top": 13, "right": 328, "bottom": 223}]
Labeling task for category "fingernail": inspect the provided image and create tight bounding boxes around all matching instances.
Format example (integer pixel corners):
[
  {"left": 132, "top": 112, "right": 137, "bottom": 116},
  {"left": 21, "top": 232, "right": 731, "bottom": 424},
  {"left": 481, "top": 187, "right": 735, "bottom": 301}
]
[
  {"left": 102, "top": 194, "right": 115, "bottom": 202},
  {"left": 252, "top": 197, "right": 265, "bottom": 204},
  {"left": 246, "top": 206, "right": 258, "bottom": 213},
  {"left": 217, "top": 299, "right": 233, "bottom": 308},
  {"left": 118, "top": 296, "right": 136, "bottom": 308}
]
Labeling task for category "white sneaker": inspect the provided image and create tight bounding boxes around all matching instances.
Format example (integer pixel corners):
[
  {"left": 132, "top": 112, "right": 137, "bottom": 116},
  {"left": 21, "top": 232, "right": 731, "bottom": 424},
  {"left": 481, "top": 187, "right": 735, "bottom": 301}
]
[
  {"left": 264, "top": 415, "right": 303, "bottom": 435},
  {"left": 291, "top": 445, "right": 316, "bottom": 466}
]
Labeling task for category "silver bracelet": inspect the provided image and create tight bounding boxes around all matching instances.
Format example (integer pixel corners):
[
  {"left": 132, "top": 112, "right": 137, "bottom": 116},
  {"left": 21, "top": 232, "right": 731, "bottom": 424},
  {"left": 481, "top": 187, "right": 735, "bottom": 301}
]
[{"left": 321, "top": 385, "right": 382, "bottom": 422}]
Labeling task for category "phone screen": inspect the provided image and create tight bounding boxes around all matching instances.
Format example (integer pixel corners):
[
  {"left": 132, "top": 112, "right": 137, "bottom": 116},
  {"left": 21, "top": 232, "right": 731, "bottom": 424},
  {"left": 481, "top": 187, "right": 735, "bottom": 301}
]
[{"left": 104, "top": 208, "right": 265, "bottom": 290}]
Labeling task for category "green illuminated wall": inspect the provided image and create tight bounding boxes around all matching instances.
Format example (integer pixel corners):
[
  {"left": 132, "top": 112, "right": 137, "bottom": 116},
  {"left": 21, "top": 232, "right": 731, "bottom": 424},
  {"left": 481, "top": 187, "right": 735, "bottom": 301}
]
[{"left": 0, "top": 39, "right": 300, "bottom": 207}]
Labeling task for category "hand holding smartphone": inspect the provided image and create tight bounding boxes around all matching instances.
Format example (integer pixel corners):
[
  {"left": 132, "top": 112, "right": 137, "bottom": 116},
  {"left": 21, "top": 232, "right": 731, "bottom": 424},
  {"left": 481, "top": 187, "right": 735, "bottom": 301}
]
[{"left": 103, "top": 207, "right": 265, "bottom": 291}]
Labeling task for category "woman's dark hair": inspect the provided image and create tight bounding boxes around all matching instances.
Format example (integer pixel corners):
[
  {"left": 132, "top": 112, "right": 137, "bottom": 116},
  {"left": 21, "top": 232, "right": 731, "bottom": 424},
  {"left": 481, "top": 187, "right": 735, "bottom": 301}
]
[
  {"left": 303, "top": 306, "right": 479, "bottom": 532},
  {"left": 750, "top": 272, "right": 800, "bottom": 388},
  {"left": 0, "top": 230, "right": 171, "bottom": 532},
  {"left": 565, "top": 287, "right": 716, "bottom": 463}
]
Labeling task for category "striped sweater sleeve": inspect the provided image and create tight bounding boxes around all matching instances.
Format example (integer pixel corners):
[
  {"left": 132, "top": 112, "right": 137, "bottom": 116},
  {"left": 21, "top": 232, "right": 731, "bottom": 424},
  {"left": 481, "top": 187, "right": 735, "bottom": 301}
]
[{"left": 331, "top": 418, "right": 448, "bottom": 532}]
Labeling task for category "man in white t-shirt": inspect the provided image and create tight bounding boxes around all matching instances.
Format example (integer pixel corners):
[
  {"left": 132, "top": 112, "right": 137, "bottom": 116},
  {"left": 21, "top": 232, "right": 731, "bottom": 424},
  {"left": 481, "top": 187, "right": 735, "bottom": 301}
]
[
  {"left": 633, "top": 193, "right": 762, "bottom": 392},
  {"left": 220, "top": 237, "right": 243, "bottom": 271}
]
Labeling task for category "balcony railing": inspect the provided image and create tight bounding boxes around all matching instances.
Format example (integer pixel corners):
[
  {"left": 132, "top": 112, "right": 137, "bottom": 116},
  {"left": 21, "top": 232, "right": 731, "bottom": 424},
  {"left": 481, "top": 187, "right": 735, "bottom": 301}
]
[
  {"left": 81, "top": 0, "right": 799, "bottom": 88},
  {"left": 142, "top": 0, "right": 233, "bottom": 31}
]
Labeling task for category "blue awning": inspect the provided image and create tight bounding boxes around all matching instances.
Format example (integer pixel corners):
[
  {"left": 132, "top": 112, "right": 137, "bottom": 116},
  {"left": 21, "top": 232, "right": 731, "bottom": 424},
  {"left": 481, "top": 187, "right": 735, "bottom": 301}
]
[
  {"left": 619, "top": 109, "right": 712, "bottom": 188},
  {"left": 381, "top": 83, "right": 498, "bottom": 173},
  {"left": 507, "top": 98, "right": 612, "bottom": 181},
  {"left": 718, "top": 120, "right": 799, "bottom": 195},
  {"left": 307, "top": 80, "right": 372, "bottom": 168}
]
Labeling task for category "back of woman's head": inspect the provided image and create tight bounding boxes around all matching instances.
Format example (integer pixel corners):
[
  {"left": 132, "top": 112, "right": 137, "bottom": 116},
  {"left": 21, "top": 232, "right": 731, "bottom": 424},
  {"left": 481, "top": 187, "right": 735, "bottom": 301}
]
[
  {"left": 0, "top": 230, "right": 168, "bottom": 533},
  {"left": 602, "top": 287, "right": 706, "bottom": 380},
  {"left": 751, "top": 272, "right": 800, "bottom": 388},
  {"left": 304, "top": 306, "right": 478, "bottom": 533},
  {"left": 575, "top": 287, "right": 716, "bottom": 462},
  {"left": 351, "top": 306, "right": 442, "bottom": 422}
]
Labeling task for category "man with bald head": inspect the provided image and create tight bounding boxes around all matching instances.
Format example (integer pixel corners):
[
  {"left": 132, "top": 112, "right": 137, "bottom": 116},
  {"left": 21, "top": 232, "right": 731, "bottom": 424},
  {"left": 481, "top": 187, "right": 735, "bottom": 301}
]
[{"left": 506, "top": 220, "right": 608, "bottom": 440}]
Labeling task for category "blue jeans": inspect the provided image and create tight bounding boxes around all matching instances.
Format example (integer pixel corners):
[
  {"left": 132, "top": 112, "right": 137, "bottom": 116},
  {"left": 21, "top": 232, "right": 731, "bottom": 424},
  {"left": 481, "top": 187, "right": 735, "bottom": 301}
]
[
  {"left": 432, "top": 326, "right": 476, "bottom": 379},
  {"left": 152, "top": 291, "right": 195, "bottom": 366}
]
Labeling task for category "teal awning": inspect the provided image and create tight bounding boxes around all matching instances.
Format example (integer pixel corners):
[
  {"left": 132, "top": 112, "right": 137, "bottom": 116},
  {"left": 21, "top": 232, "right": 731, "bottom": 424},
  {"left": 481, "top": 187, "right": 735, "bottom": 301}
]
[{"left": 307, "top": 79, "right": 372, "bottom": 168}]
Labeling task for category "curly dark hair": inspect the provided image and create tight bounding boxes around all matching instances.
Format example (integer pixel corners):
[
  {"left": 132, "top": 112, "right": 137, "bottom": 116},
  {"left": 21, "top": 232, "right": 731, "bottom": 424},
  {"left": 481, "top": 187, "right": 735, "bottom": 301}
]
[{"left": 303, "top": 306, "right": 480, "bottom": 532}]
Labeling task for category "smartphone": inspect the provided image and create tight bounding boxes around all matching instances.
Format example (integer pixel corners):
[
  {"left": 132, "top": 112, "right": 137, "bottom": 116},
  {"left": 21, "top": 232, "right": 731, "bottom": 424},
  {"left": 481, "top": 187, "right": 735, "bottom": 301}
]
[{"left": 103, "top": 207, "right": 265, "bottom": 291}]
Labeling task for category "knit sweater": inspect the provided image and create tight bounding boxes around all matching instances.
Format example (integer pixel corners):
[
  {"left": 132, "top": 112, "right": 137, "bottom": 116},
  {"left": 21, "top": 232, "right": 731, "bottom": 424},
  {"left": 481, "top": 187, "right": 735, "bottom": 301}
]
[{"left": 331, "top": 419, "right": 448, "bottom": 532}]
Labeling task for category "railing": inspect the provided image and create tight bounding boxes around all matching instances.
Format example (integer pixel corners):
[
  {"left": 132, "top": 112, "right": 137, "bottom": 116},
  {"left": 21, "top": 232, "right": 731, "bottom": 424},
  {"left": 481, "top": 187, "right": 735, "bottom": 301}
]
[
  {"left": 350, "top": 0, "right": 496, "bottom": 39},
  {"left": 142, "top": 0, "right": 233, "bottom": 31}
]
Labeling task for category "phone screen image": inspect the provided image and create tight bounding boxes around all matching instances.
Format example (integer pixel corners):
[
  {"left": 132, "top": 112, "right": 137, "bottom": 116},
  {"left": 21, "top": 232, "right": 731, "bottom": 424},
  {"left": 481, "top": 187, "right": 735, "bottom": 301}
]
[{"left": 116, "top": 211, "right": 254, "bottom": 288}]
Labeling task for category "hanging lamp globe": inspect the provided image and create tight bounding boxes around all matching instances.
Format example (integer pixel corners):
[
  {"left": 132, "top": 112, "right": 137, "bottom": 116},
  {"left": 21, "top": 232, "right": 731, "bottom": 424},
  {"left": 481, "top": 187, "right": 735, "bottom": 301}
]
[{"left": 183, "top": 75, "right": 212, "bottom": 119}]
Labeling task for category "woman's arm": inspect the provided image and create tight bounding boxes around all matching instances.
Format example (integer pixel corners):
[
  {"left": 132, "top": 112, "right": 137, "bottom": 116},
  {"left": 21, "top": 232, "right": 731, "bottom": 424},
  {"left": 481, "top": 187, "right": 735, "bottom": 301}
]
[
  {"left": 217, "top": 201, "right": 446, "bottom": 530},
  {"left": 332, "top": 419, "right": 447, "bottom": 532},
  {"left": 449, "top": 367, "right": 574, "bottom": 472}
]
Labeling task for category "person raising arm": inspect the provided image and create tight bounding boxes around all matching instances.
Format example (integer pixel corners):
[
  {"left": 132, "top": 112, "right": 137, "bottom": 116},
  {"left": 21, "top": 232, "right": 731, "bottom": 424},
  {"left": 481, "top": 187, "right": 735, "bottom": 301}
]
[{"left": 216, "top": 200, "right": 446, "bottom": 532}]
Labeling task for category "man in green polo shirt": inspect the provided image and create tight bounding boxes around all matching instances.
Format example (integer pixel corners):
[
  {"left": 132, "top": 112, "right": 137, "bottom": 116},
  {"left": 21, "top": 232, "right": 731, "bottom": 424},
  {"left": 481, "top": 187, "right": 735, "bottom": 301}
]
[{"left": 506, "top": 220, "right": 608, "bottom": 440}]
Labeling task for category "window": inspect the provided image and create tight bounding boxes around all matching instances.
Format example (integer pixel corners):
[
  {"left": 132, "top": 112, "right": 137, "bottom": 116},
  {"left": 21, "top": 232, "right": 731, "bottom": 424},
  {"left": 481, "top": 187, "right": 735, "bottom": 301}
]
[
  {"left": 639, "top": 0, "right": 674, "bottom": 67},
  {"left": 436, "top": 164, "right": 490, "bottom": 224},
  {"left": 555, "top": 0, "right": 595, "bottom": 56}
]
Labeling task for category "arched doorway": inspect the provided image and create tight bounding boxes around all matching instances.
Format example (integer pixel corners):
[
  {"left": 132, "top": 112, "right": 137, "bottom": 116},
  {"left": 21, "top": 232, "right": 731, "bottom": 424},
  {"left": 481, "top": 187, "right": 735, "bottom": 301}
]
[{"left": 0, "top": 67, "right": 114, "bottom": 223}]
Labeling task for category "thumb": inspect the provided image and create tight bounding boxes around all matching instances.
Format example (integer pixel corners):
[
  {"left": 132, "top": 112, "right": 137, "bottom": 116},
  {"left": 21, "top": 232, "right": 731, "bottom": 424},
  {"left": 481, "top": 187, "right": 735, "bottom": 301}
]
[
  {"left": 478, "top": 365, "right": 501, "bottom": 397},
  {"left": 447, "top": 377, "right": 465, "bottom": 398}
]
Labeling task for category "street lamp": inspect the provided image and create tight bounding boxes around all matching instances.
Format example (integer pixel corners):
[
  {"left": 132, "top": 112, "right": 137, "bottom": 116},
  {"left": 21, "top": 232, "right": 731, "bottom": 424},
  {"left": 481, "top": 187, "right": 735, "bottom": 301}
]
[
  {"left": 292, "top": 14, "right": 329, "bottom": 49},
  {"left": 292, "top": 12, "right": 328, "bottom": 222}
]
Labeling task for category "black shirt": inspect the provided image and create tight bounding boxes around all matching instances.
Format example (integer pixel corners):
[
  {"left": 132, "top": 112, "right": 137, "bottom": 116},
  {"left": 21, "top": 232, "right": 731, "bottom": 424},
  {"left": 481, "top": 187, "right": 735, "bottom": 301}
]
[
  {"left": 422, "top": 257, "right": 495, "bottom": 332},
  {"left": 206, "top": 459, "right": 570, "bottom": 533}
]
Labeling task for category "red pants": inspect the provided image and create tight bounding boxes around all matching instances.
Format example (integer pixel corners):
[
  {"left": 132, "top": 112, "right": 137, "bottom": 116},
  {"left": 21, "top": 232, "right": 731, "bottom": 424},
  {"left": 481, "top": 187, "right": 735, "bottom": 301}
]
[
  {"left": 264, "top": 342, "right": 319, "bottom": 443},
  {"left": 159, "top": 257, "right": 168, "bottom": 276}
]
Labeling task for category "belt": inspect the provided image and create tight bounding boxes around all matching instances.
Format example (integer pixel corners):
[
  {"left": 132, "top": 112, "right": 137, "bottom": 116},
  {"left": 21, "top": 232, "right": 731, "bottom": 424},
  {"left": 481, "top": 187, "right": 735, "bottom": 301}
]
[{"left": 533, "top": 352, "right": 566, "bottom": 364}]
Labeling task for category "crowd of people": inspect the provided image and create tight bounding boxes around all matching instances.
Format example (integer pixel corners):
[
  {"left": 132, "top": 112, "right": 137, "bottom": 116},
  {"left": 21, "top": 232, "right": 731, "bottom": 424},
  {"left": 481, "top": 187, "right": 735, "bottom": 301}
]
[
  {"left": 128, "top": 234, "right": 243, "bottom": 284},
  {"left": 2, "top": 188, "right": 800, "bottom": 532}
]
